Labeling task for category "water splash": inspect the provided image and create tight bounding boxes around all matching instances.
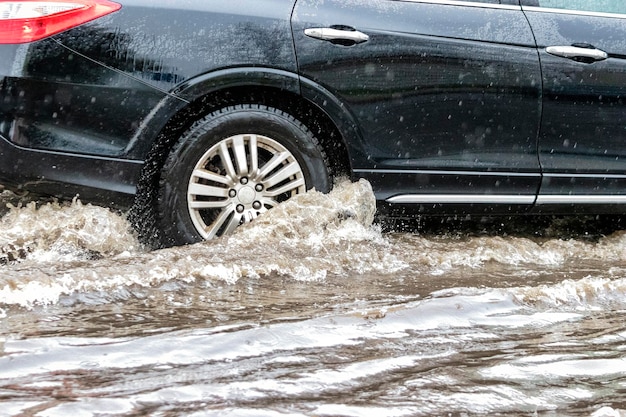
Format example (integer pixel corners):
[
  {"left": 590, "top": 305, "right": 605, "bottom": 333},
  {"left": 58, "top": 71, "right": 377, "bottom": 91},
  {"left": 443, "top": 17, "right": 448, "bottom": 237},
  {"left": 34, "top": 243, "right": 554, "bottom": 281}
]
[
  {"left": 2, "top": 179, "right": 626, "bottom": 309},
  {"left": 513, "top": 275, "right": 626, "bottom": 311},
  {"left": 0, "top": 197, "right": 141, "bottom": 264},
  {"left": 393, "top": 231, "right": 626, "bottom": 272},
  {"left": 0, "top": 180, "right": 404, "bottom": 307}
]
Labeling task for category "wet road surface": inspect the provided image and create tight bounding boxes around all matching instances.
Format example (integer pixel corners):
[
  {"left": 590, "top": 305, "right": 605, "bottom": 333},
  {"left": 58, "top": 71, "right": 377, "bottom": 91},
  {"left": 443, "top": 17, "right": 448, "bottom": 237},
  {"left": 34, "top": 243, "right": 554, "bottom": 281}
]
[{"left": 1, "top": 181, "right": 626, "bottom": 416}]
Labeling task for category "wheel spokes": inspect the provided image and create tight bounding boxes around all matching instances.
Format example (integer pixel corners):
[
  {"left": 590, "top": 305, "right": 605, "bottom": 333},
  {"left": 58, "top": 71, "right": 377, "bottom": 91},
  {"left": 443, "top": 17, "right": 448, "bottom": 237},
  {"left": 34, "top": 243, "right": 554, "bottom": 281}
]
[
  {"left": 265, "top": 177, "right": 305, "bottom": 197},
  {"left": 203, "top": 206, "right": 240, "bottom": 239},
  {"left": 249, "top": 134, "right": 259, "bottom": 176},
  {"left": 259, "top": 196, "right": 279, "bottom": 209},
  {"left": 187, "top": 133, "right": 307, "bottom": 240},
  {"left": 257, "top": 151, "right": 291, "bottom": 179},
  {"left": 189, "top": 200, "right": 231, "bottom": 210},
  {"left": 219, "top": 141, "right": 238, "bottom": 180},
  {"left": 191, "top": 168, "right": 232, "bottom": 186},
  {"left": 188, "top": 182, "right": 230, "bottom": 199},
  {"left": 232, "top": 134, "right": 249, "bottom": 177},
  {"left": 263, "top": 160, "right": 303, "bottom": 189}
]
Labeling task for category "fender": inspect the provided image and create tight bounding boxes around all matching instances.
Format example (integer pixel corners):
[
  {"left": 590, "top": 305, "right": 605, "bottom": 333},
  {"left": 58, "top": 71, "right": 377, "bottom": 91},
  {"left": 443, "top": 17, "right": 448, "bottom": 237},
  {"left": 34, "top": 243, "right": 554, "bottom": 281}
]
[
  {"left": 298, "top": 76, "right": 369, "bottom": 172},
  {"left": 129, "top": 66, "right": 369, "bottom": 174},
  {"left": 172, "top": 67, "right": 301, "bottom": 101},
  {"left": 125, "top": 67, "right": 302, "bottom": 159},
  {"left": 176, "top": 67, "right": 371, "bottom": 173},
  {"left": 173, "top": 66, "right": 370, "bottom": 173}
]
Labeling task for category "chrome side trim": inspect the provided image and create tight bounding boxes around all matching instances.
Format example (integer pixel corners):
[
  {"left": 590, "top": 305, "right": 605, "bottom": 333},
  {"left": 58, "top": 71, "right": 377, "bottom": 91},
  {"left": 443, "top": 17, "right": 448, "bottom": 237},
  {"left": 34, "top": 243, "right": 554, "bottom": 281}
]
[
  {"left": 396, "top": 0, "right": 520, "bottom": 11},
  {"left": 537, "top": 195, "right": 626, "bottom": 205},
  {"left": 357, "top": 169, "right": 626, "bottom": 181},
  {"left": 522, "top": 6, "right": 626, "bottom": 20},
  {"left": 353, "top": 169, "right": 541, "bottom": 178},
  {"left": 386, "top": 195, "right": 536, "bottom": 204},
  {"left": 386, "top": 194, "right": 626, "bottom": 205},
  {"left": 544, "top": 173, "right": 626, "bottom": 179}
]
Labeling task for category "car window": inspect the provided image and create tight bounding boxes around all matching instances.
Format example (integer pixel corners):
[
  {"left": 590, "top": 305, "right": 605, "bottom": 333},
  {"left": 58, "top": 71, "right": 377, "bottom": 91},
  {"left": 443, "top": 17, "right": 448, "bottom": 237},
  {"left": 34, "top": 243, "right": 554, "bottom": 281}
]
[{"left": 528, "top": 0, "right": 626, "bottom": 14}]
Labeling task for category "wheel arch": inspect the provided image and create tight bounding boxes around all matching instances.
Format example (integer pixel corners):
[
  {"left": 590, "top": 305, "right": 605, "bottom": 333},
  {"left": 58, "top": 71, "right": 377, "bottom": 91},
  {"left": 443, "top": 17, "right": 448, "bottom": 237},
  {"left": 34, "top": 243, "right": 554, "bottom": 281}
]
[
  {"left": 142, "top": 67, "right": 357, "bottom": 178},
  {"left": 129, "top": 66, "right": 357, "bottom": 246}
]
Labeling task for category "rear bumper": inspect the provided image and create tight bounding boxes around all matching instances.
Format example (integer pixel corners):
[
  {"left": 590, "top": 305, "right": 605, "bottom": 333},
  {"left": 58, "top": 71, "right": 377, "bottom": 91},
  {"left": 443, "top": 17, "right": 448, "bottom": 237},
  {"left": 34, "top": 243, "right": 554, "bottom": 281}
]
[{"left": 0, "top": 134, "right": 142, "bottom": 208}]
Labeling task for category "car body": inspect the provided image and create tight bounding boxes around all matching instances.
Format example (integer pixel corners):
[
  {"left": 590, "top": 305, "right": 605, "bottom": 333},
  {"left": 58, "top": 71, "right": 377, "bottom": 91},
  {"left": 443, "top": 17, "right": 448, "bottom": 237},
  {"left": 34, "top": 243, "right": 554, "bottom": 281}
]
[{"left": 0, "top": 0, "right": 625, "bottom": 246}]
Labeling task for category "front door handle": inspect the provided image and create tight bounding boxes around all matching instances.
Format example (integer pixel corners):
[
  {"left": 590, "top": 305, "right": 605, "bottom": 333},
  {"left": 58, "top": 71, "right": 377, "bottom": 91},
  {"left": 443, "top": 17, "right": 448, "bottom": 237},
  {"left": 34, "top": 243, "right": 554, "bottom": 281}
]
[
  {"left": 304, "top": 27, "right": 369, "bottom": 46},
  {"left": 546, "top": 45, "right": 608, "bottom": 62}
]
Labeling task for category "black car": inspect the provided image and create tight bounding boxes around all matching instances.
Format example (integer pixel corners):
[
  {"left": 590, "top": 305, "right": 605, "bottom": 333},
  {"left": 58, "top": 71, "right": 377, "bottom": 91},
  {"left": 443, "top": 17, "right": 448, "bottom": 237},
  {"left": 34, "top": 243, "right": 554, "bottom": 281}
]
[{"left": 1, "top": 0, "right": 625, "bottom": 247}]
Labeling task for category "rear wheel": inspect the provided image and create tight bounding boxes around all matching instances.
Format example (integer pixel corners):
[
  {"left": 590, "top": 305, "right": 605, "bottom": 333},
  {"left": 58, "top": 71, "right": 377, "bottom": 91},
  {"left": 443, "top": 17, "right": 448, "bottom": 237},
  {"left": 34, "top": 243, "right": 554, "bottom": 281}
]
[{"left": 157, "top": 104, "right": 331, "bottom": 246}]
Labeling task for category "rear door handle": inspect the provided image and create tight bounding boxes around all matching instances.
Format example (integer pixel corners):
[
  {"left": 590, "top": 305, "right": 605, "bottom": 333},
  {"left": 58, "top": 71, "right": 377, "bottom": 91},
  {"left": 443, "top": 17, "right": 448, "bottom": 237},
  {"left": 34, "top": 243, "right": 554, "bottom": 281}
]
[
  {"left": 304, "top": 27, "right": 369, "bottom": 46},
  {"left": 546, "top": 45, "right": 608, "bottom": 62}
]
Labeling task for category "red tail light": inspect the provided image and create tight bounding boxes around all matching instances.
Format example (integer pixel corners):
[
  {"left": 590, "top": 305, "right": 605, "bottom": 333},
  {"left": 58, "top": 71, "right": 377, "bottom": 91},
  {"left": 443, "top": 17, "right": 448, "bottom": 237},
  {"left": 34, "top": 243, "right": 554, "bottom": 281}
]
[{"left": 0, "top": 0, "right": 121, "bottom": 44}]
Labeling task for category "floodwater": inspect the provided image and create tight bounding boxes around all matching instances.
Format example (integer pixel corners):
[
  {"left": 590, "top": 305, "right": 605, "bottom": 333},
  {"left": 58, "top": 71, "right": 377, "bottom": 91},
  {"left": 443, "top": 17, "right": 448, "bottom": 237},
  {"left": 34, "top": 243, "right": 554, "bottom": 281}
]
[{"left": 1, "top": 180, "right": 626, "bottom": 417}]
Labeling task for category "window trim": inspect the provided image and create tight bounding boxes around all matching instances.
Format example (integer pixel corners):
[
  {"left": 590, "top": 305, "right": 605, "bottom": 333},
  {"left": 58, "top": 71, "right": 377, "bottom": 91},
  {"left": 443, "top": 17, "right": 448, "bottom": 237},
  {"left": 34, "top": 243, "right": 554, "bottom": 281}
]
[
  {"left": 521, "top": 5, "right": 626, "bottom": 19},
  {"left": 394, "top": 0, "right": 521, "bottom": 11}
]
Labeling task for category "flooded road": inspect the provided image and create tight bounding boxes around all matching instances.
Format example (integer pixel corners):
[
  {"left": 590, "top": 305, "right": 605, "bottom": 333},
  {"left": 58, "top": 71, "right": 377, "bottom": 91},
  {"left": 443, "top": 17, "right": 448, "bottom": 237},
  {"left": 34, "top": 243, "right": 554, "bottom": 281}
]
[{"left": 1, "top": 180, "right": 626, "bottom": 416}]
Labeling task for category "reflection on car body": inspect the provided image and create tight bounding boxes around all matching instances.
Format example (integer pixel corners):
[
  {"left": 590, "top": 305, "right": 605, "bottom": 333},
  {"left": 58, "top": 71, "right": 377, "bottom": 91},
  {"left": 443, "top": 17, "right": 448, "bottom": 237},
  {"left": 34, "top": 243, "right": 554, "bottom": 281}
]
[{"left": 0, "top": 0, "right": 625, "bottom": 247}]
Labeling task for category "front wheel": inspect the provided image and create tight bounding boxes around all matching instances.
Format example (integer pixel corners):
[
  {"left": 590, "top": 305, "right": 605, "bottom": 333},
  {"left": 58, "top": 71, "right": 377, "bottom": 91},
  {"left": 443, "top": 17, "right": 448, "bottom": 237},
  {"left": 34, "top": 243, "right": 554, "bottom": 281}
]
[{"left": 157, "top": 104, "right": 331, "bottom": 246}]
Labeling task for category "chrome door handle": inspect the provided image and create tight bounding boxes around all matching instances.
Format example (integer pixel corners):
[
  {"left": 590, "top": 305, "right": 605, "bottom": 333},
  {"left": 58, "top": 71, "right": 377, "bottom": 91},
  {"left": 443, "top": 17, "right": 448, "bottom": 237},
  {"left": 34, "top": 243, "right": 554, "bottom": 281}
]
[
  {"left": 546, "top": 45, "right": 608, "bottom": 62},
  {"left": 304, "top": 27, "right": 369, "bottom": 45}
]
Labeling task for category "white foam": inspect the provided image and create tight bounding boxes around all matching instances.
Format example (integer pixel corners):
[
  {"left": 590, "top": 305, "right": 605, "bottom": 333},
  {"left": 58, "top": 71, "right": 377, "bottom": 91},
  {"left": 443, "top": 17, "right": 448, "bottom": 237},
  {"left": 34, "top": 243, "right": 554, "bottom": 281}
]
[{"left": 2, "top": 179, "right": 626, "bottom": 309}]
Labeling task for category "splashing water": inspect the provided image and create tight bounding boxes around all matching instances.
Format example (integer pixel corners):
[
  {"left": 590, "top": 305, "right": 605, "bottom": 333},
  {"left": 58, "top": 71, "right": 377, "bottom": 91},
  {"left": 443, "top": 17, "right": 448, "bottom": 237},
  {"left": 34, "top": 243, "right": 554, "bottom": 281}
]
[
  {"left": 0, "top": 197, "right": 140, "bottom": 264},
  {"left": 0, "top": 180, "right": 404, "bottom": 307},
  {"left": 2, "top": 180, "right": 626, "bottom": 308}
]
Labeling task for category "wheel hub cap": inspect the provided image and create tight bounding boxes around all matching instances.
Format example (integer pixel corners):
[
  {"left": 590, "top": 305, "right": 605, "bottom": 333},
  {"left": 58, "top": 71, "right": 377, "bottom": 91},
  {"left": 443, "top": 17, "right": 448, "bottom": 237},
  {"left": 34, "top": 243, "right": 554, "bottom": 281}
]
[{"left": 237, "top": 186, "right": 256, "bottom": 205}]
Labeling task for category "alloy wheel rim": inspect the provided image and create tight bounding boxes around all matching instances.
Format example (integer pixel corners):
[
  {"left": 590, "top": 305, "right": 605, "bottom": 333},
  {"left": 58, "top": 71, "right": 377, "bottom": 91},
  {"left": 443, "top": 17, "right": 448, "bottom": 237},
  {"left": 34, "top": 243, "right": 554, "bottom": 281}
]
[{"left": 186, "top": 133, "right": 306, "bottom": 239}]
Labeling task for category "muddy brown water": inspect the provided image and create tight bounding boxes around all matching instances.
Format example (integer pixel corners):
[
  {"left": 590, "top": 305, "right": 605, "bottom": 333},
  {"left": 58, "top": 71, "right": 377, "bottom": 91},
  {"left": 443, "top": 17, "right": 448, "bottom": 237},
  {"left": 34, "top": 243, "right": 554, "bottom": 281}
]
[{"left": 1, "top": 180, "right": 626, "bottom": 416}]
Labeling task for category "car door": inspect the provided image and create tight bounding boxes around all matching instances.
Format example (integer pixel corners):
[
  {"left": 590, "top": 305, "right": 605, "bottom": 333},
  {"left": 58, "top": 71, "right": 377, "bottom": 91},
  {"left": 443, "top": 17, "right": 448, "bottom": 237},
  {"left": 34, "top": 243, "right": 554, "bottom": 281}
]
[
  {"left": 521, "top": 0, "right": 626, "bottom": 209},
  {"left": 292, "top": 0, "right": 542, "bottom": 213}
]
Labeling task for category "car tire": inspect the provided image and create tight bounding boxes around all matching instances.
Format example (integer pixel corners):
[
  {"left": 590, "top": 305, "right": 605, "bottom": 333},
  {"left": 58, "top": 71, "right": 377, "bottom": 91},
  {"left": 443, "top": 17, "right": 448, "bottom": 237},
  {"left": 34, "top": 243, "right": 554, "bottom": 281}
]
[{"left": 156, "top": 104, "right": 331, "bottom": 246}]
